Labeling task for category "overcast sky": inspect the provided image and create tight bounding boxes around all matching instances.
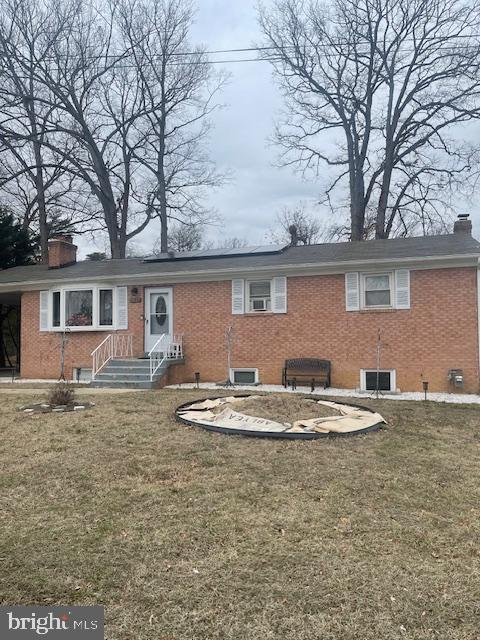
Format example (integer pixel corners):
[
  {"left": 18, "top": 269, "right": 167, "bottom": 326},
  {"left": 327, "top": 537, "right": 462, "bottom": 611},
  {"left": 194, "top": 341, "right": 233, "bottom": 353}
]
[{"left": 80, "top": 0, "right": 480, "bottom": 258}]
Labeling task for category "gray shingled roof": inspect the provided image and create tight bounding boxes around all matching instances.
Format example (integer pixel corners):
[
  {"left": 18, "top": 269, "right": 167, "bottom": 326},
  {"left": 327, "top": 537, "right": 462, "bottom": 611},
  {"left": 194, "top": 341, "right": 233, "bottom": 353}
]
[{"left": 0, "top": 233, "right": 478, "bottom": 288}]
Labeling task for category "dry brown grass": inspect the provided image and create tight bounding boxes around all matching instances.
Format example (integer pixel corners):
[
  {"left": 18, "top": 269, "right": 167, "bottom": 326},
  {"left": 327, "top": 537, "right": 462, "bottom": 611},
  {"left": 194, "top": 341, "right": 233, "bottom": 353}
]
[
  {"left": 214, "top": 393, "right": 338, "bottom": 423},
  {"left": 0, "top": 388, "right": 479, "bottom": 639}
]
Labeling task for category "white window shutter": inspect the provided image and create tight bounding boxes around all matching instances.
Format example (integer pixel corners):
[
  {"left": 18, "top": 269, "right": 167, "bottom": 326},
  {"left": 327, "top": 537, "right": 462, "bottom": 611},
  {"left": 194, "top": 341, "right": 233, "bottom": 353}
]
[
  {"left": 232, "top": 279, "right": 245, "bottom": 314},
  {"left": 116, "top": 286, "right": 129, "bottom": 329},
  {"left": 39, "top": 291, "right": 49, "bottom": 331},
  {"left": 345, "top": 272, "right": 360, "bottom": 311},
  {"left": 395, "top": 269, "right": 410, "bottom": 309},
  {"left": 272, "top": 276, "right": 287, "bottom": 313}
]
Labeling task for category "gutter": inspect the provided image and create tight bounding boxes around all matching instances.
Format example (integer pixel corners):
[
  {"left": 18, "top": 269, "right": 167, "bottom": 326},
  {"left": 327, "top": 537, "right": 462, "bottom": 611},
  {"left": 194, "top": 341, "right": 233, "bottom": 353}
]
[{"left": 0, "top": 252, "right": 479, "bottom": 293}]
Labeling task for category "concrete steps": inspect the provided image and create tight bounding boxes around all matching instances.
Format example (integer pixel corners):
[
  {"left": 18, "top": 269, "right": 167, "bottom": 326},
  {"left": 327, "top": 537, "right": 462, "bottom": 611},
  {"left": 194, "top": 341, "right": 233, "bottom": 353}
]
[{"left": 91, "top": 358, "right": 176, "bottom": 389}]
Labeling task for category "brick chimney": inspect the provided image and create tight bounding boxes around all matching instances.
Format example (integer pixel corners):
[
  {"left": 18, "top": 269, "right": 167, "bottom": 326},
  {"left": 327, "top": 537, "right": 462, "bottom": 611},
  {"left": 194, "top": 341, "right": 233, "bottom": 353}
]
[
  {"left": 48, "top": 234, "right": 77, "bottom": 269},
  {"left": 453, "top": 214, "right": 472, "bottom": 235}
]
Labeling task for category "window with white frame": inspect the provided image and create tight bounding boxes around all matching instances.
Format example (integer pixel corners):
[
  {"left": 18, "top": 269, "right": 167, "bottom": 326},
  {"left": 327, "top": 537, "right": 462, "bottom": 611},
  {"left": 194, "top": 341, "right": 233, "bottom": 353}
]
[
  {"left": 345, "top": 270, "right": 410, "bottom": 312},
  {"left": 247, "top": 280, "right": 271, "bottom": 312},
  {"left": 66, "top": 290, "right": 94, "bottom": 327},
  {"left": 49, "top": 287, "right": 115, "bottom": 330},
  {"left": 72, "top": 367, "right": 93, "bottom": 383},
  {"left": 52, "top": 291, "right": 61, "bottom": 327},
  {"left": 360, "top": 369, "right": 396, "bottom": 392},
  {"left": 232, "top": 277, "right": 287, "bottom": 315},
  {"left": 362, "top": 273, "right": 393, "bottom": 308},
  {"left": 230, "top": 368, "right": 259, "bottom": 384},
  {"left": 99, "top": 289, "right": 113, "bottom": 326}
]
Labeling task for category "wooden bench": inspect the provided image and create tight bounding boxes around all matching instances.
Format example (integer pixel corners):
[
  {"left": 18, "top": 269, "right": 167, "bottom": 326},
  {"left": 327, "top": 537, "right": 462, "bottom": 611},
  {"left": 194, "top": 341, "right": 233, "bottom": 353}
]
[{"left": 282, "top": 358, "right": 331, "bottom": 391}]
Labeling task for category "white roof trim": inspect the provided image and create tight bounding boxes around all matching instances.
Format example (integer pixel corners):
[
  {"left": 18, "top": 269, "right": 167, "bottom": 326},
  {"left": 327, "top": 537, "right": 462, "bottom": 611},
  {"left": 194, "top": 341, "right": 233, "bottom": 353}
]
[{"left": 0, "top": 253, "right": 478, "bottom": 293}]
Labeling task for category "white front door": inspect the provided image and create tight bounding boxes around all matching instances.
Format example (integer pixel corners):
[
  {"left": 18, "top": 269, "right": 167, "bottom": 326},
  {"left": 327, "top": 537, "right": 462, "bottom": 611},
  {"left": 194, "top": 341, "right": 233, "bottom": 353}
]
[{"left": 144, "top": 288, "right": 173, "bottom": 353}]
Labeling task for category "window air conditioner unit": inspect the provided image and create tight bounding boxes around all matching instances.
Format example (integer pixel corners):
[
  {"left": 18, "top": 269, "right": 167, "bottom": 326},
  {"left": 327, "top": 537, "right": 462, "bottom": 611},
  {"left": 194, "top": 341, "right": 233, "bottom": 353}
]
[{"left": 252, "top": 298, "right": 268, "bottom": 311}]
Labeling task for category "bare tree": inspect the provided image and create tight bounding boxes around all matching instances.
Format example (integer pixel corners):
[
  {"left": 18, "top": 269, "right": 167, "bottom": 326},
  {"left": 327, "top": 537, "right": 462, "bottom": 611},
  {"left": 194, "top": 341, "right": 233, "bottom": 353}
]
[
  {"left": 0, "top": 0, "right": 195, "bottom": 258},
  {"left": 152, "top": 221, "right": 204, "bottom": 253},
  {"left": 217, "top": 236, "right": 248, "bottom": 249},
  {"left": 0, "top": 0, "right": 127, "bottom": 256},
  {"left": 259, "top": 0, "right": 480, "bottom": 240},
  {"left": 268, "top": 204, "right": 327, "bottom": 245},
  {"left": 0, "top": 145, "right": 102, "bottom": 256},
  {"left": 118, "top": 0, "right": 226, "bottom": 253},
  {"left": 0, "top": 0, "right": 99, "bottom": 261},
  {"left": 213, "top": 236, "right": 248, "bottom": 249},
  {"left": 152, "top": 228, "right": 250, "bottom": 254}
]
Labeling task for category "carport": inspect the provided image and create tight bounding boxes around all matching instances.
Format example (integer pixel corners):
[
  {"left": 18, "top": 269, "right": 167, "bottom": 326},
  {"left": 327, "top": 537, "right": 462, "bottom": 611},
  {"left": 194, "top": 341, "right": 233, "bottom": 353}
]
[{"left": 0, "top": 291, "right": 21, "bottom": 378}]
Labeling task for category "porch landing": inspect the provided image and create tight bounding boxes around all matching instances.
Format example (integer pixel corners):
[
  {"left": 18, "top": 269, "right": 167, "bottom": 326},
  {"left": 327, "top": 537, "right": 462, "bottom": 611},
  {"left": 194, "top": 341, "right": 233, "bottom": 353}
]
[{"left": 91, "top": 357, "right": 184, "bottom": 389}]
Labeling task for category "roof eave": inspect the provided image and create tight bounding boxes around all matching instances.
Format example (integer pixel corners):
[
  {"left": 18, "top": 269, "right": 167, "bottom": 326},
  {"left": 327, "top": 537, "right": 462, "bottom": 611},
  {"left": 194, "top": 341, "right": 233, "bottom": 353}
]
[{"left": 0, "top": 252, "right": 478, "bottom": 293}]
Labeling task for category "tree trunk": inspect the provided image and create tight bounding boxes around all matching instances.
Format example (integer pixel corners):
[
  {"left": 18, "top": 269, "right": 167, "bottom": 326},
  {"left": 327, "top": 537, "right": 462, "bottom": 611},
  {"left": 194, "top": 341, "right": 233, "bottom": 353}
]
[
  {"left": 159, "top": 186, "right": 168, "bottom": 253},
  {"left": 157, "top": 84, "right": 168, "bottom": 254},
  {"left": 75, "top": 108, "right": 124, "bottom": 258},
  {"left": 33, "top": 139, "right": 49, "bottom": 262},
  {"left": 350, "top": 171, "right": 366, "bottom": 241},
  {"left": 376, "top": 149, "right": 395, "bottom": 239},
  {"left": 108, "top": 232, "right": 129, "bottom": 259},
  {"left": 25, "top": 87, "right": 49, "bottom": 263},
  {"left": 94, "top": 177, "right": 124, "bottom": 258}
]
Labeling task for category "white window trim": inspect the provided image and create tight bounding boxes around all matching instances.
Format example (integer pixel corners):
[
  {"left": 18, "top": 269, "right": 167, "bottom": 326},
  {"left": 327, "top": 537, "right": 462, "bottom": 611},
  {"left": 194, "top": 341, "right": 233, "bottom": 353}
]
[
  {"left": 230, "top": 368, "right": 259, "bottom": 385},
  {"left": 360, "top": 369, "right": 397, "bottom": 392},
  {"left": 47, "top": 285, "right": 117, "bottom": 332},
  {"left": 246, "top": 279, "right": 272, "bottom": 313},
  {"left": 360, "top": 272, "right": 394, "bottom": 309}
]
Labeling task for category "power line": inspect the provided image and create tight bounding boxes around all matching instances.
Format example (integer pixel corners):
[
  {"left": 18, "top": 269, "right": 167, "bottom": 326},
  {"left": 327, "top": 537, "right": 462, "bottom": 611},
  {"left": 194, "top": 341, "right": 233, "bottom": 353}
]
[
  {"left": 42, "top": 44, "right": 480, "bottom": 71},
  {"left": 35, "top": 47, "right": 480, "bottom": 74},
  {"left": 37, "top": 33, "right": 480, "bottom": 66},
  {"left": 50, "top": 32, "right": 480, "bottom": 61}
]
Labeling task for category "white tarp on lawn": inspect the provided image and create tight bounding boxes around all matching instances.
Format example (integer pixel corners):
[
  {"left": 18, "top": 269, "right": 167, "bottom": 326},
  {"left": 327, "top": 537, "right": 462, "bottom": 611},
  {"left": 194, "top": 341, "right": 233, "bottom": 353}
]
[{"left": 178, "top": 397, "right": 385, "bottom": 434}]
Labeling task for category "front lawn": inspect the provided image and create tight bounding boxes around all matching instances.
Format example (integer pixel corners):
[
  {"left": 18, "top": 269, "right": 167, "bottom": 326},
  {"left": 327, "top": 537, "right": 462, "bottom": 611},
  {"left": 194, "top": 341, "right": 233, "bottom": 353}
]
[{"left": 0, "top": 389, "right": 478, "bottom": 639}]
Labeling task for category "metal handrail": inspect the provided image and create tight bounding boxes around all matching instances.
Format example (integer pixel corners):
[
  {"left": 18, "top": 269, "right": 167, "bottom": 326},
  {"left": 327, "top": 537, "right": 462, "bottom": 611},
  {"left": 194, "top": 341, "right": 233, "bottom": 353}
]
[
  {"left": 149, "top": 334, "right": 169, "bottom": 381},
  {"left": 149, "top": 334, "right": 184, "bottom": 381},
  {"left": 91, "top": 334, "right": 133, "bottom": 380}
]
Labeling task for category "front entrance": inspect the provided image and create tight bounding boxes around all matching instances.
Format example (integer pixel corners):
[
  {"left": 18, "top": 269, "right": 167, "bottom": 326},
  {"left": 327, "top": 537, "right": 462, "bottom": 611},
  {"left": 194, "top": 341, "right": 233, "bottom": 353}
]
[{"left": 144, "top": 288, "right": 173, "bottom": 353}]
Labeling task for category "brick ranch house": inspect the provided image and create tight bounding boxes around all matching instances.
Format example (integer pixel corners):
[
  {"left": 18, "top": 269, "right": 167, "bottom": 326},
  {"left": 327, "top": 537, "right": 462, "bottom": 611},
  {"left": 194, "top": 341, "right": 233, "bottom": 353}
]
[{"left": 0, "top": 214, "right": 479, "bottom": 393}]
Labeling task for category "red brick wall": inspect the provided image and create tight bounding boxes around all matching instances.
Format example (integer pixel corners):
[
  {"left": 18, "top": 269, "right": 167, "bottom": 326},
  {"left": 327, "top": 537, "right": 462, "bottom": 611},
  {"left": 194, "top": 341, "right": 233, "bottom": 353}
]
[
  {"left": 20, "top": 268, "right": 480, "bottom": 392},
  {"left": 20, "top": 288, "right": 145, "bottom": 380}
]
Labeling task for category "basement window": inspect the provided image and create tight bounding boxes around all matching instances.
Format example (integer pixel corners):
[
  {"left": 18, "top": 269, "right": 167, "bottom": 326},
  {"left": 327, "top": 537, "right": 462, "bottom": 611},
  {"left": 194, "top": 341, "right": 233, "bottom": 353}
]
[
  {"left": 72, "top": 367, "right": 93, "bottom": 383},
  {"left": 230, "top": 368, "right": 259, "bottom": 385},
  {"left": 360, "top": 369, "right": 396, "bottom": 392}
]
